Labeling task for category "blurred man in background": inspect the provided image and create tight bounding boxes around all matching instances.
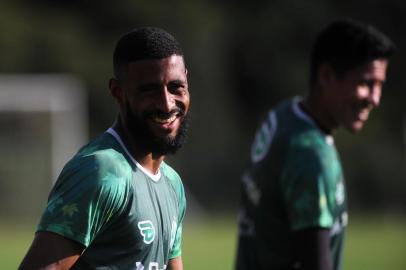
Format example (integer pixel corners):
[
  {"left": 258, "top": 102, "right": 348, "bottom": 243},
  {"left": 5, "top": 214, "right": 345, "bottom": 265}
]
[
  {"left": 235, "top": 18, "right": 395, "bottom": 270},
  {"left": 19, "top": 27, "right": 189, "bottom": 270}
]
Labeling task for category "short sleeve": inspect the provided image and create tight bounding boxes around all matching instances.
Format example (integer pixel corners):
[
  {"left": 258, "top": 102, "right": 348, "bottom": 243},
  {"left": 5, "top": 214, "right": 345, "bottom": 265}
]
[
  {"left": 169, "top": 182, "right": 186, "bottom": 259},
  {"left": 37, "top": 153, "right": 130, "bottom": 246},
  {"left": 162, "top": 163, "right": 186, "bottom": 259},
  {"left": 281, "top": 145, "right": 334, "bottom": 231}
]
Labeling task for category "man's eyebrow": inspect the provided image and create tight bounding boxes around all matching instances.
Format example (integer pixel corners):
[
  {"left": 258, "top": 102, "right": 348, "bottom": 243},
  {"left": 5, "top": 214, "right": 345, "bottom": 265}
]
[
  {"left": 169, "top": 79, "right": 186, "bottom": 84},
  {"left": 136, "top": 83, "right": 161, "bottom": 90}
]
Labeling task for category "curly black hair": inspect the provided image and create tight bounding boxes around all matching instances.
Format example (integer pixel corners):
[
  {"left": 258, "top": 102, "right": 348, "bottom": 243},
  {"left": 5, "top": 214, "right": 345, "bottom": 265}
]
[
  {"left": 310, "top": 18, "right": 396, "bottom": 87},
  {"left": 113, "top": 27, "right": 184, "bottom": 79}
]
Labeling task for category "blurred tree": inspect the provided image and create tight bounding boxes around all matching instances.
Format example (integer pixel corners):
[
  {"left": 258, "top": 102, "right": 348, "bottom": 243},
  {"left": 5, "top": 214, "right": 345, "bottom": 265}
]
[{"left": 0, "top": 0, "right": 404, "bottom": 213}]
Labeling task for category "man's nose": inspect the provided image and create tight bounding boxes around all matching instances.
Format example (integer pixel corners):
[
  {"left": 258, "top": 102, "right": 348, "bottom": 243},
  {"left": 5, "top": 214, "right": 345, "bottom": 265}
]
[
  {"left": 368, "top": 86, "right": 381, "bottom": 107},
  {"left": 157, "top": 88, "right": 175, "bottom": 112}
]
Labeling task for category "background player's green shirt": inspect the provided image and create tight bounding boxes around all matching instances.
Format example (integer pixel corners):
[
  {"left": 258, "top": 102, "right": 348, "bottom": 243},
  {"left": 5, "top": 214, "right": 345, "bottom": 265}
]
[
  {"left": 37, "top": 128, "right": 186, "bottom": 270},
  {"left": 236, "top": 97, "right": 347, "bottom": 270}
]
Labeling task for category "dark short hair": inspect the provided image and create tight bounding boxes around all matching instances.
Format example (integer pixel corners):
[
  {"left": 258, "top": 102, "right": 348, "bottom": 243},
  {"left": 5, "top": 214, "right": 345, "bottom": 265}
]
[
  {"left": 113, "top": 27, "right": 184, "bottom": 78},
  {"left": 310, "top": 18, "right": 395, "bottom": 87}
]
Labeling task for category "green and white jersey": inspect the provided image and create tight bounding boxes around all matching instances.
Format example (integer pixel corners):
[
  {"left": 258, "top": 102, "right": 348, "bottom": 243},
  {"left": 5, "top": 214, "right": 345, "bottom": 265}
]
[
  {"left": 236, "top": 97, "right": 347, "bottom": 270},
  {"left": 37, "top": 128, "right": 186, "bottom": 270}
]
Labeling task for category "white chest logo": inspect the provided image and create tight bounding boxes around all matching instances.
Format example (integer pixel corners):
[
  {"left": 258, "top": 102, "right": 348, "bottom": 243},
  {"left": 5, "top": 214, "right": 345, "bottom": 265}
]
[
  {"left": 138, "top": 220, "right": 155, "bottom": 244},
  {"left": 336, "top": 182, "right": 345, "bottom": 205},
  {"left": 251, "top": 111, "right": 277, "bottom": 163},
  {"left": 170, "top": 220, "right": 177, "bottom": 248}
]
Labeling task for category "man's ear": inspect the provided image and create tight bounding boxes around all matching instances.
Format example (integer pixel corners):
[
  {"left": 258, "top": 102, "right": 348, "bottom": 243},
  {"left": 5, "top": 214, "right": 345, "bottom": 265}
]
[
  {"left": 317, "top": 63, "right": 337, "bottom": 91},
  {"left": 109, "top": 78, "right": 124, "bottom": 104}
]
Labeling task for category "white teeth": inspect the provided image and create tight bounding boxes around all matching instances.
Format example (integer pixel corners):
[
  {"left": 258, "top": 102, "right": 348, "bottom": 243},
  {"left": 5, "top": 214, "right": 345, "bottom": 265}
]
[
  {"left": 152, "top": 115, "right": 177, "bottom": 124},
  {"left": 358, "top": 110, "right": 369, "bottom": 121}
]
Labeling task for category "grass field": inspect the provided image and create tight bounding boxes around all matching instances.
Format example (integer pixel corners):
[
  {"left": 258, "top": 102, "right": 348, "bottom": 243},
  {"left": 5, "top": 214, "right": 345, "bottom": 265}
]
[{"left": 2, "top": 213, "right": 405, "bottom": 269}]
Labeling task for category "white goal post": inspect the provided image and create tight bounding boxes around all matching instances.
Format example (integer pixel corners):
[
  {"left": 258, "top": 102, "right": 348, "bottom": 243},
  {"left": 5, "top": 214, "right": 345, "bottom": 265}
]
[{"left": 0, "top": 74, "right": 88, "bottom": 182}]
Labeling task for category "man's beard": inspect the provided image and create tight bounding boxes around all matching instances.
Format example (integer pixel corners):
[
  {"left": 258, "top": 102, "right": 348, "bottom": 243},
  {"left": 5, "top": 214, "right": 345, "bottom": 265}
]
[{"left": 124, "top": 105, "right": 189, "bottom": 155}]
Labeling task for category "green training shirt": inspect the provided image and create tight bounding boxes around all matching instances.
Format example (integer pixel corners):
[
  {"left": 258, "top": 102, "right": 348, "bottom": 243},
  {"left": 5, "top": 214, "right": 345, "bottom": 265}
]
[
  {"left": 236, "top": 97, "right": 347, "bottom": 270},
  {"left": 37, "top": 128, "right": 186, "bottom": 270}
]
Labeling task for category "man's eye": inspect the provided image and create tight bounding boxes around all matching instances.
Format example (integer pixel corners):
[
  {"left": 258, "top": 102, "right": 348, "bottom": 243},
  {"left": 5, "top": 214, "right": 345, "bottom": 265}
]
[
  {"left": 169, "top": 84, "right": 185, "bottom": 93},
  {"left": 360, "top": 80, "right": 373, "bottom": 88},
  {"left": 138, "top": 86, "right": 157, "bottom": 93}
]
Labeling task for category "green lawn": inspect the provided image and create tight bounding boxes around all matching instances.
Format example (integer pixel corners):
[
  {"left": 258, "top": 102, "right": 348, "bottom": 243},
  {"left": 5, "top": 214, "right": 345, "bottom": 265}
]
[
  {"left": 183, "top": 217, "right": 238, "bottom": 270},
  {"left": 0, "top": 222, "right": 35, "bottom": 270},
  {"left": 343, "top": 214, "right": 406, "bottom": 270},
  {"left": 183, "top": 214, "right": 406, "bottom": 270},
  {"left": 2, "top": 214, "right": 405, "bottom": 270}
]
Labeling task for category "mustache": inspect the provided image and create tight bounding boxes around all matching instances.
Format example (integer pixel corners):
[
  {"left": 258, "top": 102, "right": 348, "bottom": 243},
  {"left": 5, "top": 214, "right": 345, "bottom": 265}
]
[
  {"left": 142, "top": 107, "right": 185, "bottom": 119},
  {"left": 358, "top": 100, "right": 373, "bottom": 110}
]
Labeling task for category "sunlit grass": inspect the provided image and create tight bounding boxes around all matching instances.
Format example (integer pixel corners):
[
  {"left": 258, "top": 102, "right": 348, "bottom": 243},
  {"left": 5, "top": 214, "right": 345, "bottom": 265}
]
[
  {"left": 183, "top": 216, "right": 238, "bottom": 270},
  {"left": 344, "top": 213, "right": 406, "bottom": 270},
  {"left": 0, "top": 222, "right": 34, "bottom": 269},
  {"left": 1, "top": 213, "right": 405, "bottom": 270}
]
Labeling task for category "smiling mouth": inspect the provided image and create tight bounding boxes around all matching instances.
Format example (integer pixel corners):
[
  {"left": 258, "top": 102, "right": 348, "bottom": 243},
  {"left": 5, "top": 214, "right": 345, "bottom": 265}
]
[
  {"left": 152, "top": 114, "right": 178, "bottom": 124},
  {"left": 146, "top": 108, "right": 185, "bottom": 128},
  {"left": 356, "top": 108, "right": 371, "bottom": 121}
]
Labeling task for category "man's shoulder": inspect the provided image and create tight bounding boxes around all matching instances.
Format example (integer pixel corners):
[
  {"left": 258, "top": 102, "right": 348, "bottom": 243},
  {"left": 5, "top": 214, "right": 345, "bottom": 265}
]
[
  {"left": 268, "top": 98, "right": 333, "bottom": 163},
  {"left": 265, "top": 98, "right": 312, "bottom": 145},
  {"left": 160, "top": 162, "right": 185, "bottom": 208},
  {"left": 273, "top": 98, "right": 325, "bottom": 144},
  {"left": 160, "top": 162, "right": 184, "bottom": 195},
  {"left": 286, "top": 130, "right": 333, "bottom": 165},
  {"left": 249, "top": 97, "right": 307, "bottom": 163},
  {"left": 161, "top": 162, "right": 182, "bottom": 182},
  {"left": 76, "top": 132, "right": 119, "bottom": 155},
  {"left": 62, "top": 133, "right": 132, "bottom": 183},
  {"left": 283, "top": 129, "right": 336, "bottom": 173},
  {"left": 270, "top": 97, "right": 307, "bottom": 132}
]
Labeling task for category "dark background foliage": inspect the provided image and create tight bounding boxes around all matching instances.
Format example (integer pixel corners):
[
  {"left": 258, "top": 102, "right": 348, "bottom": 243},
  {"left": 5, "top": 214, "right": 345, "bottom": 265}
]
[{"left": 0, "top": 0, "right": 404, "bottom": 217}]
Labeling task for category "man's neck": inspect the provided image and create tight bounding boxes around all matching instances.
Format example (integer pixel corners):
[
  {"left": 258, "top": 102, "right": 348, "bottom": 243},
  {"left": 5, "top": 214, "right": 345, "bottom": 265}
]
[
  {"left": 112, "top": 120, "right": 164, "bottom": 175},
  {"left": 300, "top": 96, "right": 336, "bottom": 135}
]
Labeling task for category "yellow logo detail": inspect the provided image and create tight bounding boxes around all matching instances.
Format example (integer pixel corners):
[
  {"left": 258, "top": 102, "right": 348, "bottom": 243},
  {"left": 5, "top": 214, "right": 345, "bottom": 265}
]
[{"left": 62, "top": 204, "right": 79, "bottom": 217}]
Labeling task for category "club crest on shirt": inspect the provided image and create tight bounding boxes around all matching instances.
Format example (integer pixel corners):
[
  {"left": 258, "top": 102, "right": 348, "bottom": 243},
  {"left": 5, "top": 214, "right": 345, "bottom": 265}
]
[
  {"left": 138, "top": 220, "right": 155, "bottom": 244},
  {"left": 251, "top": 111, "right": 277, "bottom": 163},
  {"left": 170, "top": 219, "right": 177, "bottom": 248},
  {"left": 336, "top": 181, "right": 345, "bottom": 205}
]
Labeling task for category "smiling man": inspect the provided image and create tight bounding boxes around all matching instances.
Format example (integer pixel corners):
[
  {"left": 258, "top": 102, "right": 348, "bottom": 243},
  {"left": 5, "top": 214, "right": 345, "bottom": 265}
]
[
  {"left": 236, "top": 19, "right": 395, "bottom": 270},
  {"left": 19, "top": 27, "right": 189, "bottom": 270}
]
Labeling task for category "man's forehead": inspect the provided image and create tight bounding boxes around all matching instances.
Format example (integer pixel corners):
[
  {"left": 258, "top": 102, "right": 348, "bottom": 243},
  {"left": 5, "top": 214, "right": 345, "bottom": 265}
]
[
  {"left": 360, "top": 59, "right": 388, "bottom": 78},
  {"left": 123, "top": 55, "right": 186, "bottom": 83},
  {"left": 127, "top": 55, "right": 185, "bottom": 71},
  {"left": 345, "top": 59, "right": 388, "bottom": 79}
]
